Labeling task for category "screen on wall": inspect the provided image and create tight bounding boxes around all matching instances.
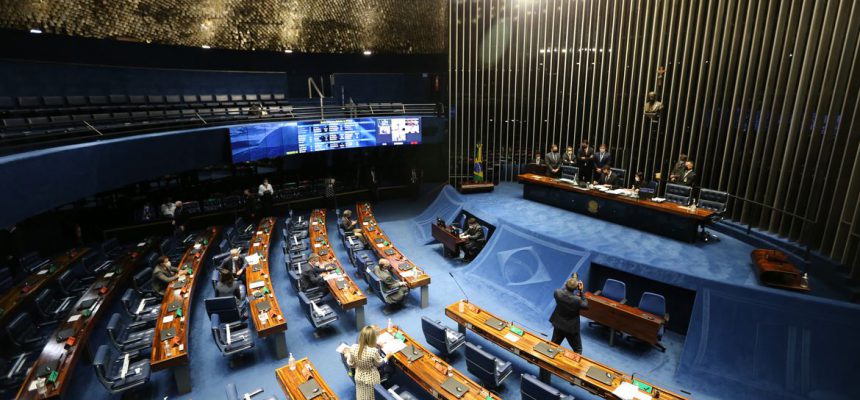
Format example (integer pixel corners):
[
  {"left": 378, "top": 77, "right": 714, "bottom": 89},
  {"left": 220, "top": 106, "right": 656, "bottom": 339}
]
[{"left": 229, "top": 116, "right": 422, "bottom": 163}]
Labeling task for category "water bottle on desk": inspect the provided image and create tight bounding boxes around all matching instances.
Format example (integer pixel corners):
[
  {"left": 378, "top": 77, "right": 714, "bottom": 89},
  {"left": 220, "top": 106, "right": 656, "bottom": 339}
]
[{"left": 288, "top": 353, "right": 296, "bottom": 370}]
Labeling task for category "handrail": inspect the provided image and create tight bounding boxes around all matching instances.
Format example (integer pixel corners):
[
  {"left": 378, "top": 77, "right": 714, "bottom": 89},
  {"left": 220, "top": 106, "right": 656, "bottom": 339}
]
[{"left": 307, "top": 77, "right": 326, "bottom": 119}]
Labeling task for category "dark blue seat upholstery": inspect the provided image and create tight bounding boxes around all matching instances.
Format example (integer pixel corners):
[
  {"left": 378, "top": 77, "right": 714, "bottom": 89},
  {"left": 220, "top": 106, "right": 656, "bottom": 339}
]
[
  {"left": 633, "top": 292, "right": 668, "bottom": 351},
  {"left": 374, "top": 384, "right": 419, "bottom": 400},
  {"left": 33, "top": 288, "right": 76, "bottom": 327},
  {"left": 464, "top": 342, "right": 513, "bottom": 387},
  {"left": 5, "top": 312, "right": 46, "bottom": 349},
  {"left": 120, "top": 288, "right": 160, "bottom": 324},
  {"left": 596, "top": 278, "right": 627, "bottom": 303},
  {"left": 81, "top": 250, "right": 112, "bottom": 276},
  {"left": 101, "top": 237, "right": 122, "bottom": 256},
  {"left": 520, "top": 373, "right": 574, "bottom": 400},
  {"left": 106, "top": 313, "right": 154, "bottom": 353},
  {"left": 297, "top": 291, "right": 338, "bottom": 329},
  {"left": 210, "top": 313, "right": 255, "bottom": 356},
  {"left": 132, "top": 266, "right": 159, "bottom": 298},
  {"left": 57, "top": 269, "right": 90, "bottom": 296},
  {"left": 0, "top": 352, "right": 32, "bottom": 392},
  {"left": 421, "top": 317, "right": 466, "bottom": 357},
  {"left": 93, "top": 344, "right": 151, "bottom": 394},
  {"left": 352, "top": 250, "right": 377, "bottom": 280},
  {"left": 225, "top": 382, "right": 278, "bottom": 400}
]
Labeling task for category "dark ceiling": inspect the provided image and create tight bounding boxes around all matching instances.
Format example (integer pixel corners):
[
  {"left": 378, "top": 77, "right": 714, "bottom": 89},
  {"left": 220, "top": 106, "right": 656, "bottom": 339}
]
[{"left": 0, "top": 0, "right": 447, "bottom": 54}]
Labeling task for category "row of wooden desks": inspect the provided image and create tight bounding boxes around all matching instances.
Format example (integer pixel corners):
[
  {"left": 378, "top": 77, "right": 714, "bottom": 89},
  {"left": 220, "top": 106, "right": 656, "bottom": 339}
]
[
  {"left": 355, "top": 202, "right": 431, "bottom": 308},
  {"left": 150, "top": 227, "right": 220, "bottom": 394},
  {"left": 244, "top": 217, "right": 289, "bottom": 358},
  {"left": 445, "top": 301, "right": 689, "bottom": 400},
  {"left": 310, "top": 209, "right": 368, "bottom": 330},
  {"left": 275, "top": 357, "right": 337, "bottom": 400},
  {"left": 16, "top": 239, "right": 157, "bottom": 399},
  {"left": 581, "top": 292, "right": 666, "bottom": 349},
  {"left": 0, "top": 247, "right": 89, "bottom": 327}
]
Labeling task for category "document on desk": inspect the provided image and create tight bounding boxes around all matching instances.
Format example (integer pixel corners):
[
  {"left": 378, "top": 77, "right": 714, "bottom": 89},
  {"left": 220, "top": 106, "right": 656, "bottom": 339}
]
[
  {"left": 399, "top": 269, "right": 417, "bottom": 278},
  {"left": 245, "top": 254, "right": 260, "bottom": 265},
  {"left": 503, "top": 332, "right": 521, "bottom": 343},
  {"left": 67, "top": 314, "right": 81, "bottom": 323},
  {"left": 249, "top": 280, "right": 265, "bottom": 289},
  {"left": 612, "top": 382, "right": 652, "bottom": 400},
  {"left": 37, "top": 269, "right": 48, "bottom": 275},
  {"left": 377, "top": 332, "right": 407, "bottom": 355}
]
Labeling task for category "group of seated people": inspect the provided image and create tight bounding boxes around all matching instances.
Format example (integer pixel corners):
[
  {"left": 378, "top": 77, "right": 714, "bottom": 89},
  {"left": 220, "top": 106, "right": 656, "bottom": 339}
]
[{"left": 542, "top": 139, "right": 698, "bottom": 189}]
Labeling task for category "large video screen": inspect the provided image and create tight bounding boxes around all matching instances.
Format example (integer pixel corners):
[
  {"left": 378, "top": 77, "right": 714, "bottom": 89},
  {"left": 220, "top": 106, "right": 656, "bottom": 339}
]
[{"left": 229, "top": 116, "right": 422, "bottom": 163}]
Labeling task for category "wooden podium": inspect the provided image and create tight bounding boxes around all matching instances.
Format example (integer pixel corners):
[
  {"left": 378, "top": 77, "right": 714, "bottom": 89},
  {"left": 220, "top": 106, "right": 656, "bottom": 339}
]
[{"left": 456, "top": 180, "right": 494, "bottom": 194}]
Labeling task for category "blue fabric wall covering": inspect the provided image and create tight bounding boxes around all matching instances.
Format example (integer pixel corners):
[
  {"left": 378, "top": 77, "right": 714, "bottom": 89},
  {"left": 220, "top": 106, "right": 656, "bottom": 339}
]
[{"left": 410, "top": 184, "right": 464, "bottom": 244}]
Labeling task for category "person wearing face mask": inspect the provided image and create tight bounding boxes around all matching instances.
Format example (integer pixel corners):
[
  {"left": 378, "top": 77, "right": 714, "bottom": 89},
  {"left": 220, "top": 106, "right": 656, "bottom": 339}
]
[
  {"left": 219, "top": 248, "right": 247, "bottom": 281},
  {"left": 458, "top": 217, "right": 486, "bottom": 261},
  {"left": 631, "top": 171, "right": 645, "bottom": 191},
  {"left": 576, "top": 139, "right": 595, "bottom": 183},
  {"left": 152, "top": 256, "right": 180, "bottom": 296},
  {"left": 562, "top": 146, "right": 576, "bottom": 166},
  {"left": 680, "top": 161, "right": 697, "bottom": 186},
  {"left": 545, "top": 144, "right": 562, "bottom": 177}
]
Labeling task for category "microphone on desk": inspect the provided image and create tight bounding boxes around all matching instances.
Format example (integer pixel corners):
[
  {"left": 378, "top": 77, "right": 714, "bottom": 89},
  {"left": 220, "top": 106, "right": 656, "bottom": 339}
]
[{"left": 448, "top": 272, "right": 470, "bottom": 303}]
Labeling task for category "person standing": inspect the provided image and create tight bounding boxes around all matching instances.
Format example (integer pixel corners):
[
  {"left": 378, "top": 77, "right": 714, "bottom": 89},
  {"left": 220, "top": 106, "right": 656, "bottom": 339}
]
[
  {"left": 680, "top": 161, "right": 697, "bottom": 186},
  {"left": 576, "top": 139, "right": 595, "bottom": 183},
  {"left": 562, "top": 146, "right": 576, "bottom": 166},
  {"left": 341, "top": 326, "right": 388, "bottom": 400},
  {"left": 669, "top": 153, "right": 688, "bottom": 183},
  {"left": 593, "top": 144, "right": 613, "bottom": 174},
  {"left": 545, "top": 144, "right": 562, "bottom": 177},
  {"left": 549, "top": 277, "right": 589, "bottom": 354},
  {"left": 258, "top": 179, "right": 274, "bottom": 216},
  {"left": 244, "top": 189, "right": 257, "bottom": 221}
]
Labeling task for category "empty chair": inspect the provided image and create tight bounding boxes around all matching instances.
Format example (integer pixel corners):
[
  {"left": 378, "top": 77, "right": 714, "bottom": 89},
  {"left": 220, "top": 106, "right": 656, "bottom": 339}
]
[
  {"left": 81, "top": 251, "right": 112, "bottom": 276},
  {"left": 0, "top": 266, "right": 15, "bottom": 292},
  {"left": 665, "top": 183, "right": 693, "bottom": 206},
  {"left": 132, "top": 266, "right": 159, "bottom": 298},
  {"left": 57, "top": 269, "right": 90, "bottom": 296},
  {"left": 631, "top": 292, "right": 668, "bottom": 352},
  {"left": 209, "top": 313, "right": 255, "bottom": 357},
  {"left": 464, "top": 342, "right": 513, "bottom": 388},
  {"left": 458, "top": 214, "right": 467, "bottom": 229},
  {"left": 352, "top": 250, "right": 377, "bottom": 280},
  {"left": 106, "top": 313, "right": 155, "bottom": 353},
  {"left": 0, "top": 352, "right": 31, "bottom": 392},
  {"left": 120, "top": 288, "right": 160, "bottom": 324},
  {"left": 287, "top": 235, "right": 308, "bottom": 253},
  {"left": 520, "top": 373, "right": 575, "bottom": 400},
  {"left": 594, "top": 278, "right": 627, "bottom": 303},
  {"left": 298, "top": 291, "right": 338, "bottom": 329},
  {"left": 286, "top": 259, "right": 304, "bottom": 290},
  {"left": 698, "top": 188, "right": 729, "bottom": 213},
  {"left": 33, "top": 288, "right": 77, "bottom": 327},
  {"left": 421, "top": 317, "right": 466, "bottom": 358},
  {"left": 5, "top": 312, "right": 46, "bottom": 349},
  {"left": 375, "top": 384, "right": 420, "bottom": 400},
  {"left": 101, "top": 237, "right": 122, "bottom": 257},
  {"left": 204, "top": 296, "right": 247, "bottom": 324},
  {"left": 225, "top": 383, "right": 277, "bottom": 400},
  {"left": 92, "top": 344, "right": 151, "bottom": 394}
]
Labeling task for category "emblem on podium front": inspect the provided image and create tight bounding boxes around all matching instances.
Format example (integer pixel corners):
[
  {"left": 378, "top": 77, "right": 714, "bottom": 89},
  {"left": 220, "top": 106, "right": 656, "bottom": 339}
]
[{"left": 587, "top": 200, "right": 599, "bottom": 214}]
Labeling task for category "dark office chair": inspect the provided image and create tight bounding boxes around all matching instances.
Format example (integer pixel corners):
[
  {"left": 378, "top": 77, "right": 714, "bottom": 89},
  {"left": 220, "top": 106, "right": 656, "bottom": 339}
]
[
  {"left": 375, "top": 384, "right": 420, "bottom": 400},
  {"left": 120, "top": 288, "right": 160, "bottom": 324},
  {"left": 204, "top": 296, "right": 247, "bottom": 324},
  {"left": 560, "top": 165, "right": 580, "bottom": 182},
  {"left": 33, "top": 288, "right": 76, "bottom": 327},
  {"left": 698, "top": 188, "right": 729, "bottom": 242},
  {"left": 5, "top": 312, "right": 47, "bottom": 349},
  {"left": 286, "top": 259, "right": 304, "bottom": 291},
  {"left": 629, "top": 292, "right": 669, "bottom": 352},
  {"left": 665, "top": 183, "right": 693, "bottom": 206},
  {"left": 595, "top": 278, "right": 627, "bottom": 303},
  {"left": 297, "top": 291, "right": 338, "bottom": 329},
  {"left": 353, "top": 250, "right": 377, "bottom": 280},
  {"left": 520, "top": 373, "right": 575, "bottom": 400},
  {"left": 81, "top": 251, "right": 112, "bottom": 276},
  {"left": 464, "top": 342, "right": 513, "bottom": 388},
  {"left": 132, "top": 266, "right": 159, "bottom": 298},
  {"left": 0, "top": 352, "right": 31, "bottom": 392},
  {"left": 610, "top": 167, "right": 627, "bottom": 184},
  {"left": 225, "top": 383, "right": 278, "bottom": 400},
  {"left": 210, "top": 313, "right": 255, "bottom": 357},
  {"left": 57, "top": 269, "right": 90, "bottom": 296},
  {"left": 106, "top": 313, "right": 155, "bottom": 353},
  {"left": 457, "top": 214, "right": 467, "bottom": 229},
  {"left": 421, "top": 317, "right": 466, "bottom": 358},
  {"left": 92, "top": 344, "right": 151, "bottom": 394}
]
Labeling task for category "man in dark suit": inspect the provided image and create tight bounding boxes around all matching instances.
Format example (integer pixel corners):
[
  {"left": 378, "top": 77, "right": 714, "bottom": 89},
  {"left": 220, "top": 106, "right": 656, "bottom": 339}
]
[
  {"left": 300, "top": 255, "right": 334, "bottom": 294},
  {"left": 549, "top": 277, "right": 589, "bottom": 354},
  {"left": 219, "top": 248, "right": 247, "bottom": 281},
  {"left": 576, "top": 139, "right": 595, "bottom": 182},
  {"left": 669, "top": 153, "right": 688, "bottom": 183},
  {"left": 457, "top": 217, "right": 485, "bottom": 261},
  {"left": 562, "top": 146, "right": 576, "bottom": 166},
  {"left": 680, "top": 161, "right": 696, "bottom": 186},
  {"left": 545, "top": 144, "right": 562, "bottom": 177},
  {"left": 374, "top": 259, "right": 409, "bottom": 306},
  {"left": 593, "top": 144, "right": 613, "bottom": 173},
  {"left": 597, "top": 166, "right": 622, "bottom": 188}
]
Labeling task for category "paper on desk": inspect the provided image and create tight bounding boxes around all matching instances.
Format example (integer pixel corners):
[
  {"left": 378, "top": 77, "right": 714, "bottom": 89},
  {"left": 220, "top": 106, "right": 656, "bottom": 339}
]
[
  {"left": 377, "top": 243, "right": 384, "bottom": 248},
  {"left": 362, "top": 222, "right": 368, "bottom": 226},
  {"left": 314, "top": 243, "right": 322, "bottom": 248},
  {"left": 137, "top": 242, "right": 146, "bottom": 247},
  {"left": 377, "top": 332, "right": 407, "bottom": 355},
  {"left": 399, "top": 269, "right": 417, "bottom": 278},
  {"left": 104, "top": 272, "right": 115, "bottom": 278},
  {"left": 503, "top": 332, "right": 521, "bottom": 342},
  {"left": 37, "top": 269, "right": 48, "bottom": 275},
  {"left": 249, "top": 280, "right": 265, "bottom": 289},
  {"left": 245, "top": 254, "right": 260, "bottom": 265},
  {"left": 323, "top": 273, "right": 340, "bottom": 281},
  {"left": 68, "top": 314, "right": 81, "bottom": 322},
  {"left": 162, "top": 315, "right": 174, "bottom": 324},
  {"left": 613, "top": 382, "right": 652, "bottom": 400}
]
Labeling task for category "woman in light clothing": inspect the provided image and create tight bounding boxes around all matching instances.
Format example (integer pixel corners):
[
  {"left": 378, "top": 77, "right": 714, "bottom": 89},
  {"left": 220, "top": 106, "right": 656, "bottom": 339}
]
[{"left": 343, "top": 326, "right": 387, "bottom": 400}]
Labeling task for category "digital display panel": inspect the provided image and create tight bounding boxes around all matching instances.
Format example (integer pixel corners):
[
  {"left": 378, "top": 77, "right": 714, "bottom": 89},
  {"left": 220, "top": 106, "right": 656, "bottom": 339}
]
[{"left": 229, "top": 116, "right": 421, "bottom": 163}]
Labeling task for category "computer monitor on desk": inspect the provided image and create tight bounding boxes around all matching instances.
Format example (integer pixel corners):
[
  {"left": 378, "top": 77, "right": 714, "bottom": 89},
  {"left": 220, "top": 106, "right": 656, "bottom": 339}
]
[{"left": 560, "top": 165, "right": 579, "bottom": 182}]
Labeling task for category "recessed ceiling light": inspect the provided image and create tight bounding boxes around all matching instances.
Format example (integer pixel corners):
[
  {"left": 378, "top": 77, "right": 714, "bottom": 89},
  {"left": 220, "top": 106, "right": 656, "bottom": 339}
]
[
  {"left": 201, "top": 45, "right": 211, "bottom": 49},
  {"left": 363, "top": 50, "right": 372, "bottom": 55},
  {"left": 29, "top": 29, "right": 42, "bottom": 34},
  {"left": 284, "top": 49, "right": 293, "bottom": 53}
]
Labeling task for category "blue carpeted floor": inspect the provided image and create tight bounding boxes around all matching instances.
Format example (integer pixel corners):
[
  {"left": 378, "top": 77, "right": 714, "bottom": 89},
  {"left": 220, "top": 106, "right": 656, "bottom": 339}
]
[{"left": 65, "top": 182, "right": 853, "bottom": 400}]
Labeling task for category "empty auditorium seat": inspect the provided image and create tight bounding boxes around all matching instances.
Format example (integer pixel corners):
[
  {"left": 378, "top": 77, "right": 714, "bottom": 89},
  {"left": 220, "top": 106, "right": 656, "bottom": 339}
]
[
  {"left": 57, "top": 269, "right": 90, "bottom": 296},
  {"left": 520, "top": 373, "right": 574, "bottom": 400},
  {"left": 464, "top": 342, "right": 513, "bottom": 387},
  {"left": 33, "top": 288, "right": 76, "bottom": 327},
  {"left": 421, "top": 317, "right": 465, "bottom": 357},
  {"left": 92, "top": 344, "right": 151, "bottom": 394},
  {"left": 595, "top": 278, "right": 627, "bottom": 303},
  {"left": 297, "top": 291, "right": 338, "bottom": 329},
  {"left": 0, "top": 352, "right": 32, "bottom": 392},
  {"left": 106, "top": 312, "right": 154, "bottom": 353},
  {"left": 5, "top": 312, "right": 46, "bottom": 349},
  {"left": 120, "top": 288, "right": 160, "bottom": 324}
]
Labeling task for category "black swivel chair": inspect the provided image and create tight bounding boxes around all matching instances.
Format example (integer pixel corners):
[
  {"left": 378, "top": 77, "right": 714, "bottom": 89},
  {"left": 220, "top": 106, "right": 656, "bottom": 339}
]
[
  {"left": 5, "top": 312, "right": 47, "bottom": 349},
  {"left": 57, "top": 269, "right": 90, "bottom": 297},
  {"left": 205, "top": 297, "right": 254, "bottom": 357},
  {"left": 0, "top": 352, "right": 32, "bottom": 393},
  {"left": 698, "top": 188, "right": 729, "bottom": 242},
  {"left": 106, "top": 313, "right": 155, "bottom": 353},
  {"left": 33, "top": 288, "right": 77, "bottom": 327},
  {"left": 421, "top": 317, "right": 466, "bottom": 358},
  {"left": 92, "top": 344, "right": 151, "bottom": 395},
  {"left": 120, "top": 288, "right": 160, "bottom": 324},
  {"left": 665, "top": 183, "right": 693, "bottom": 206}
]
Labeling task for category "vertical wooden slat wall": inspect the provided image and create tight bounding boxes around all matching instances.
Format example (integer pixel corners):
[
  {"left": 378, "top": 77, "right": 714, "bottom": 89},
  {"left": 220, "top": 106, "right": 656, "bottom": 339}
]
[{"left": 448, "top": 0, "right": 860, "bottom": 277}]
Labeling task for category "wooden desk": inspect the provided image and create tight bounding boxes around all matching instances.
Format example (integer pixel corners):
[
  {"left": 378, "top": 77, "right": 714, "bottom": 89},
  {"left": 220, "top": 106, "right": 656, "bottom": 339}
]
[
  {"left": 0, "top": 247, "right": 89, "bottom": 327},
  {"left": 356, "top": 202, "right": 431, "bottom": 308},
  {"left": 431, "top": 223, "right": 465, "bottom": 258},
  {"left": 244, "top": 217, "right": 289, "bottom": 358},
  {"left": 751, "top": 249, "right": 810, "bottom": 292},
  {"left": 310, "top": 209, "right": 367, "bottom": 330},
  {"left": 275, "top": 357, "right": 337, "bottom": 400},
  {"left": 445, "top": 302, "right": 689, "bottom": 400},
  {"left": 150, "top": 227, "right": 219, "bottom": 394},
  {"left": 580, "top": 292, "right": 666, "bottom": 349},
  {"left": 16, "top": 239, "right": 157, "bottom": 399},
  {"left": 518, "top": 173, "right": 714, "bottom": 242},
  {"left": 384, "top": 325, "right": 501, "bottom": 400}
]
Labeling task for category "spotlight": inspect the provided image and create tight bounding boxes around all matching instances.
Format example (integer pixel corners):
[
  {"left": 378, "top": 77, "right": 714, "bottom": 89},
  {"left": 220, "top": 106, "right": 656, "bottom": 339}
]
[
  {"left": 363, "top": 50, "right": 372, "bottom": 55},
  {"left": 201, "top": 45, "right": 211, "bottom": 49},
  {"left": 284, "top": 49, "right": 293, "bottom": 54},
  {"left": 29, "top": 29, "right": 42, "bottom": 34}
]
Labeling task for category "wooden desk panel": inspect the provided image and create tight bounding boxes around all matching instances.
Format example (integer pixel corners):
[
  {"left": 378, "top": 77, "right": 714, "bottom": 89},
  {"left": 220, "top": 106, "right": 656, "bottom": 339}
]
[
  {"left": 150, "top": 227, "right": 219, "bottom": 371},
  {"left": 355, "top": 203, "right": 431, "bottom": 289},
  {"left": 431, "top": 223, "right": 465, "bottom": 257},
  {"left": 16, "top": 239, "right": 157, "bottom": 399},
  {"left": 445, "top": 302, "right": 688, "bottom": 400},
  {"left": 385, "top": 325, "right": 500, "bottom": 400},
  {"left": 309, "top": 209, "right": 367, "bottom": 310},
  {"left": 751, "top": 249, "right": 810, "bottom": 292},
  {"left": 580, "top": 292, "right": 665, "bottom": 347},
  {"left": 275, "top": 358, "right": 337, "bottom": 400},
  {"left": 0, "top": 247, "right": 89, "bottom": 327},
  {"left": 244, "top": 217, "right": 288, "bottom": 337}
]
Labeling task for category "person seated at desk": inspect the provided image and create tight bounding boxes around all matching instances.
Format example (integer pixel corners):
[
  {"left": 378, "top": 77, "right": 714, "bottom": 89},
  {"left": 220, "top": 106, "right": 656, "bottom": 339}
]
[
  {"left": 219, "top": 248, "right": 247, "bottom": 280},
  {"left": 631, "top": 171, "right": 645, "bottom": 191},
  {"left": 595, "top": 166, "right": 622, "bottom": 189},
  {"left": 374, "top": 259, "right": 409, "bottom": 306},
  {"left": 458, "top": 217, "right": 485, "bottom": 261},
  {"left": 215, "top": 268, "right": 244, "bottom": 306},
  {"left": 549, "top": 277, "right": 589, "bottom": 354},
  {"left": 300, "top": 255, "right": 335, "bottom": 294},
  {"left": 340, "top": 210, "right": 358, "bottom": 231},
  {"left": 545, "top": 143, "right": 562, "bottom": 177},
  {"left": 152, "top": 256, "right": 180, "bottom": 296}
]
